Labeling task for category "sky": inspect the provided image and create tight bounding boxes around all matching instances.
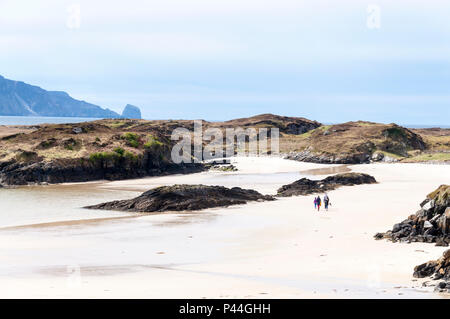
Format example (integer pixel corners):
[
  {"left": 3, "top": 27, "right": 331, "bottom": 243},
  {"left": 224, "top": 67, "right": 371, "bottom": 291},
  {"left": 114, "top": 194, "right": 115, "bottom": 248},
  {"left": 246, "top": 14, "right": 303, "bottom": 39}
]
[{"left": 0, "top": 0, "right": 449, "bottom": 125}]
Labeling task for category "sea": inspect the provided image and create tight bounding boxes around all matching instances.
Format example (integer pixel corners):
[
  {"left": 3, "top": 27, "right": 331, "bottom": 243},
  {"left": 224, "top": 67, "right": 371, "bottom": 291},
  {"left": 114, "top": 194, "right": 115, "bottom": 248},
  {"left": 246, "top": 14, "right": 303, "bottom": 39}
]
[
  {"left": 0, "top": 116, "right": 102, "bottom": 126},
  {"left": 0, "top": 116, "right": 449, "bottom": 128}
]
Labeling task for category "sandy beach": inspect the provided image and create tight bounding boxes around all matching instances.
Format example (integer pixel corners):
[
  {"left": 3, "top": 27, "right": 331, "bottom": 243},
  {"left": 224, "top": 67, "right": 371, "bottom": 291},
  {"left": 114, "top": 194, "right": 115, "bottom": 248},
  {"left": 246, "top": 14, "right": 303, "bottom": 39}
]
[{"left": 0, "top": 157, "right": 449, "bottom": 298}]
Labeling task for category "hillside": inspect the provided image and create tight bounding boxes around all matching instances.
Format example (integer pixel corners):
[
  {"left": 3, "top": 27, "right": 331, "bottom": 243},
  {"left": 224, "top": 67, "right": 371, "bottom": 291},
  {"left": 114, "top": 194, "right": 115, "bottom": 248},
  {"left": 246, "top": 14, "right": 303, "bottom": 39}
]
[
  {"left": 281, "top": 121, "right": 437, "bottom": 164},
  {"left": 0, "top": 119, "right": 202, "bottom": 185},
  {"left": 0, "top": 75, "right": 120, "bottom": 118},
  {"left": 210, "top": 113, "right": 320, "bottom": 134}
]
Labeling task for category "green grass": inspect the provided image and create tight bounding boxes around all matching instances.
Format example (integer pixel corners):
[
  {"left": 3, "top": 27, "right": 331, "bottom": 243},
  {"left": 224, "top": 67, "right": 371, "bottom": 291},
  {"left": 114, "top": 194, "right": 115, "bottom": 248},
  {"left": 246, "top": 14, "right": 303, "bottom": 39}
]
[
  {"left": 297, "top": 125, "right": 331, "bottom": 139},
  {"left": 106, "top": 120, "right": 128, "bottom": 129},
  {"left": 89, "top": 147, "right": 140, "bottom": 165},
  {"left": 89, "top": 151, "right": 120, "bottom": 163},
  {"left": 405, "top": 152, "right": 450, "bottom": 162},
  {"left": 121, "top": 132, "right": 140, "bottom": 148},
  {"left": 144, "top": 135, "right": 164, "bottom": 149},
  {"left": 113, "top": 147, "right": 125, "bottom": 156}
]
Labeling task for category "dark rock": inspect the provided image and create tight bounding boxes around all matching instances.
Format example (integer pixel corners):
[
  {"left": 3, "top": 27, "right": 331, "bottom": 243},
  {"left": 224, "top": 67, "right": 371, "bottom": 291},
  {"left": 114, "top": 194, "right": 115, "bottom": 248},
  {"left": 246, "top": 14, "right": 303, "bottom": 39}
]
[
  {"left": 392, "top": 223, "right": 402, "bottom": 233},
  {"left": 436, "top": 238, "right": 449, "bottom": 247},
  {"left": 0, "top": 156, "right": 205, "bottom": 186},
  {"left": 85, "top": 184, "right": 275, "bottom": 213},
  {"left": 277, "top": 173, "right": 377, "bottom": 197},
  {"left": 374, "top": 233, "right": 384, "bottom": 240},
  {"left": 414, "top": 260, "right": 439, "bottom": 278},
  {"left": 375, "top": 185, "right": 449, "bottom": 245},
  {"left": 414, "top": 249, "right": 450, "bottom": 283},
  {"left": 284, "top": 150, "right": 372, "bottom": 164}
]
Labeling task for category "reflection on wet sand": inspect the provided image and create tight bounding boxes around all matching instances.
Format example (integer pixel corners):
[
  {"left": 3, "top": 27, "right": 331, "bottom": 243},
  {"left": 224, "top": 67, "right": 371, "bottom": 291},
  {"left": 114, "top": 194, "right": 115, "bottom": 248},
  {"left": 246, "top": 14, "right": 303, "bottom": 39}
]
[
  {"left": 0, "top": 210, "right": 219, "bottom": 231},
  {"left": 0, "top": 215, "right": 141, "bottom": 231},
  {"left": 36, "top": 263, "right": 182, "bottom": 277},
  {"left": 300, "top": 165, "right": 351, "bottom": 176},
  {"left": 151, "top": 212, "right": 219, "bottom": 227}
]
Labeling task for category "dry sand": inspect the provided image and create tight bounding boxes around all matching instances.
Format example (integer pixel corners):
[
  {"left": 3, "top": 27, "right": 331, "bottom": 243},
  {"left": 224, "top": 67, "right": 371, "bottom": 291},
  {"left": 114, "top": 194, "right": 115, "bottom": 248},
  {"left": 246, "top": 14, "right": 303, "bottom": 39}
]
[{"left": 0, "top": 157, "right": 449, "bottom": 298}]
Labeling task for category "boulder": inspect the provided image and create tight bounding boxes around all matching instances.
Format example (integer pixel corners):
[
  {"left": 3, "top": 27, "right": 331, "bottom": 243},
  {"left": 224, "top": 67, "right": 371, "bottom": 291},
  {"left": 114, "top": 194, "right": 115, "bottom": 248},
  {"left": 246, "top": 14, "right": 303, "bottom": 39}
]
[
  {"left": 371, "top": 152, "right": 384, "bottom": 162},
  {"left": 414, "top": 249, "right": 450, "bottom": 283},
  {"left": 72, "top": 127, "right": 83, "bottom": 134}
]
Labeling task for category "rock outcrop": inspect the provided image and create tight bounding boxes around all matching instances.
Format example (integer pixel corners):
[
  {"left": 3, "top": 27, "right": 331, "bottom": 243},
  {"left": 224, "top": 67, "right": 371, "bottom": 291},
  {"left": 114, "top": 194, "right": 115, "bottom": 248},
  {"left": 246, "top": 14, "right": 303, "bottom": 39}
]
[
  {"left": 0, "top": 157, "right": 204, "bottom": 186},
  {"left": 85, "top": 184, "right": 275, "bottom": 212},
  {"left": 374, "top": 185, "right": 450, "bottom": 246},
  {"left": 414, "top": 249, "right": 450, "bottom": 292},
  {"left": 121, "top": 104, "right": 142, "bottom": 119},
  {"left": 276, "top": 173, "right": 377, "bottom": 197}
]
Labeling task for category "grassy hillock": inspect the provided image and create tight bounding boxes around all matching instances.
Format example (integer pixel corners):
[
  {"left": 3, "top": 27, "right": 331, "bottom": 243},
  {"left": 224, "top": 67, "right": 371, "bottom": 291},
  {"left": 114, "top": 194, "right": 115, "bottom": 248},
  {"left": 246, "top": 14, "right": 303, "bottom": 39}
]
[
  {"left": 281, "top": 121, "right": 432, "bottom": 163},
  {"left": 0, "top": 120, "right": 169, "bottom": 163}
]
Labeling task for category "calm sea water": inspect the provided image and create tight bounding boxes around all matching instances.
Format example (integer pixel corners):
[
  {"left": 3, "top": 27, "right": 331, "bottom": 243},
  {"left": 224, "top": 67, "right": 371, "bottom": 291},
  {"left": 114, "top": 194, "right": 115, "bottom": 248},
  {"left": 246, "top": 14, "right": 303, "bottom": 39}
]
[
  {"left": 1, "top": 116, "right": 449, "bottom": 128},
  {"left": 0, "top": 116, "right": 102, "bottom": 125}
]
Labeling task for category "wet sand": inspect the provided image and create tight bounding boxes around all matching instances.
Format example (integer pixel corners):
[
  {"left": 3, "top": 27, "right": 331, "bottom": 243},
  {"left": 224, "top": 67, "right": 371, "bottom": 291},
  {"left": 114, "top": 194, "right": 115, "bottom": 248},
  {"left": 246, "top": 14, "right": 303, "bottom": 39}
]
[
  {"left": 299, "top": 165, "right": 351, "bottom": 176},
  {"left": 0, "top": 157, "right": 449, "bottom": 298}
]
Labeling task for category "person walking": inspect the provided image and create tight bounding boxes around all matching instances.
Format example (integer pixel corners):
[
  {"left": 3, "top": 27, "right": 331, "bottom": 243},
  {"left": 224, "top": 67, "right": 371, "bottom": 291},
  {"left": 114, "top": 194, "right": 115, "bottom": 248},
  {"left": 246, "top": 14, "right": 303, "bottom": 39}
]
[
  {"left": 314, "top": 197, "right": 318, "bottom": 210},
  {"left": 324, "top": 194, "right": 330, "bottom": 211},
  {"left": 317, "top": 196, "right": 321, "bottom": 212}
]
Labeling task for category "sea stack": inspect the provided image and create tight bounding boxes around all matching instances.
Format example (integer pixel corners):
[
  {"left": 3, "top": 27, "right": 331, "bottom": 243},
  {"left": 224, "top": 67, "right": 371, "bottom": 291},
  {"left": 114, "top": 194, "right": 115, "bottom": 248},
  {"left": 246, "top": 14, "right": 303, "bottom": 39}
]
[{"left": 121, "top": 104, "right": 142, "bottom": 119}]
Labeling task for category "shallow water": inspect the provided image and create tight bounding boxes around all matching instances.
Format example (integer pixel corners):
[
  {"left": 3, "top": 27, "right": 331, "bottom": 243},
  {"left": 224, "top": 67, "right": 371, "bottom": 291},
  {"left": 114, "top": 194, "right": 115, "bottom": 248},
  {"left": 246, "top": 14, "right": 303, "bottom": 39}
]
[
  {"left": 0, "top": 166, "right": 346, "bottom": 229},
  {"left": 0, "top": 183, "right": 138, "bottom": 228},
  {"left": 0, "top": 116, "right": 101, "bottom": 126}
]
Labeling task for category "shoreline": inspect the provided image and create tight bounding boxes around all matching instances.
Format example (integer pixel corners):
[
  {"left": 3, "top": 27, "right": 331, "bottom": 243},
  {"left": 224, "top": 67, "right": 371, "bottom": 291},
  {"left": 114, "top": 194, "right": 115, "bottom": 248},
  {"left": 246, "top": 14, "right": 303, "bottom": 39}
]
[{"left": 0, "top": 156, "right": 448, "bottom": 191}]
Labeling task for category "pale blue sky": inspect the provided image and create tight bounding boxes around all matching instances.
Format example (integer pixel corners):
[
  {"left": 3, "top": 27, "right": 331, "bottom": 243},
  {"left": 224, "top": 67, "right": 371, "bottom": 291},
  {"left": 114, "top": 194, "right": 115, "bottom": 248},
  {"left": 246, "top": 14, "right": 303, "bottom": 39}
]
[{"left": 1, "top": 0, "right": 449, "bottom": 124}]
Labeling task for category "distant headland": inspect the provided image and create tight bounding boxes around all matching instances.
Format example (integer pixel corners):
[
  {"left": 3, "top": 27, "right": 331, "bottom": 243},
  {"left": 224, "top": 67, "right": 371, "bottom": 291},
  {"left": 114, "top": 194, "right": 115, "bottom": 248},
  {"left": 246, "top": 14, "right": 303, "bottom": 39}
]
[{"left": 0, "top": 75, "right": 141, "bottom": 119}]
